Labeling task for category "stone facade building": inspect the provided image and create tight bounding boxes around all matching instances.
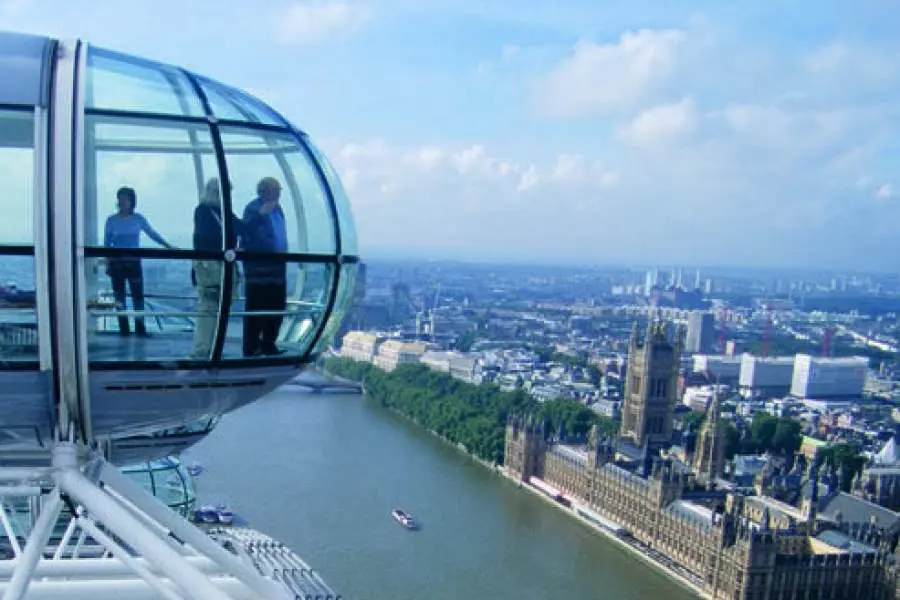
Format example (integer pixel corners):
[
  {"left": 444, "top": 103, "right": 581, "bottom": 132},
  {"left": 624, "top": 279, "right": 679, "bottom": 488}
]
[
  {"left": 505, "top": 418, "right": 898, "bottom": 600},
  {"left": 504, "top": 320, "right": 899, "bottom": 600}
]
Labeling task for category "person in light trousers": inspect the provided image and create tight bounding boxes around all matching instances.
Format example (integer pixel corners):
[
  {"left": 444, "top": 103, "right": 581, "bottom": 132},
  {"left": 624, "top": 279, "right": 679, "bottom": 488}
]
[{"left": 191, "top": 178, "right": 241, "bottom": 358}]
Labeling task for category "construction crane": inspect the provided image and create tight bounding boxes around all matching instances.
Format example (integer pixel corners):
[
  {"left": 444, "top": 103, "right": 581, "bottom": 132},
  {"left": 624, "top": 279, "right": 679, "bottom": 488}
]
[
  {"left": 719, "top": 307, "right": 729, "bottom": 351},
  {"left": 429, "top": 282, "right": 441, "bottom": 337},
  {"left": 761, "top": 303, "right": 773, "bottom": 357}
]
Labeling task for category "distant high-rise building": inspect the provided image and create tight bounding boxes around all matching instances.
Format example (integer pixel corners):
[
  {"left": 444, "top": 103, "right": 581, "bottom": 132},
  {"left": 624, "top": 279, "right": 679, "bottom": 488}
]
[
  {"left": 620, "top": 320, "right": 681, "bottom": 450},
  {"left": 791, "top": 355, "right": 868, "bottom": 399},
  {"left": 685, "top": 311, "right": 715, "bottom": 354},
  {"left": 354, "top": 262, "right": 367, "bottom": 302},
  {"left": 739, "top": 354, "right": 794, "bottom": 398},
  {"left": 694, "top": 268, "right": 701, "bottom": 290},
  {"left": 389, "top": 282, "right": 413, "bottom": 321},
  {"left": 703, "top": 278, "right": 713, "bottom": 295}
]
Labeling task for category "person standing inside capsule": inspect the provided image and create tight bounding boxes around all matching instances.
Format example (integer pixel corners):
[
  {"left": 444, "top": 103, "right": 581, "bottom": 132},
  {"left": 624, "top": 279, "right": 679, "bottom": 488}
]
[
  {"left": 104, "top": 186, "right": 173, "bottom": 336},
  {"left": 241, "top": 177, "right": 288, "bottom": 356},
  {"left": 191, "top": 178, "right": 242, "bottom": 358}
]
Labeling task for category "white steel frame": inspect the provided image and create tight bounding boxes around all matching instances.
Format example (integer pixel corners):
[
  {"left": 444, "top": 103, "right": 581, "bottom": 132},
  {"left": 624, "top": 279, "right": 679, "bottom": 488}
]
[{"left": 0, "top": 441, "right": 294, "bottom": 600}]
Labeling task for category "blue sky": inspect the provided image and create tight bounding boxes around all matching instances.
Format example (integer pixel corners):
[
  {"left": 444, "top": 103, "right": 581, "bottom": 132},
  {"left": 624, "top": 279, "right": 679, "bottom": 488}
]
[{"left": 3, "top": 0, "right": 900, "bottom": 270}]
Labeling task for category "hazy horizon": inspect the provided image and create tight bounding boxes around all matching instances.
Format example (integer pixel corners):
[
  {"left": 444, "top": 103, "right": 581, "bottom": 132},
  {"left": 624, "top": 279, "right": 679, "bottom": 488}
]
[{"left": 360, "top": 246, "right": 900, "bottom": 278}]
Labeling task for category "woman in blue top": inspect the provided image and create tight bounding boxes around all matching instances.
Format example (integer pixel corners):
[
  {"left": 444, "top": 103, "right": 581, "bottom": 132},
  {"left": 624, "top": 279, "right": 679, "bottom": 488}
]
[{"left": 104, "top": 186, "right": 173, "bottom": 336}]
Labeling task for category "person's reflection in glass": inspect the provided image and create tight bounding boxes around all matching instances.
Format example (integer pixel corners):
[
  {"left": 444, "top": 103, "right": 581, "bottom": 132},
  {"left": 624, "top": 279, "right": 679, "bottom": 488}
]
[
  {"left": 191, "top": 178, "right": 241, "bottom": 359},
  {"left": 241, "top": 177, "right": 287, "bottom": 357},
  {"left": 104, "top": 186, "right": 172, "bottom": 336}
]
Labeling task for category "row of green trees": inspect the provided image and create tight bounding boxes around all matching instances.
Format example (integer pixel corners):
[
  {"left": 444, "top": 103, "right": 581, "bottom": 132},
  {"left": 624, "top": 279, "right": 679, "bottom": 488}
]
[{"left": 323, "top": 357, "right": 616, "bottom": 464}]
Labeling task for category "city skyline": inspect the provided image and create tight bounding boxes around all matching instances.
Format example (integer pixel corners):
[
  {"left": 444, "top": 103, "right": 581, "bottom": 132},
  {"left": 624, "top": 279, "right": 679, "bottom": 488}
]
[{"left": 3, "top": 1, "right": 899, "bottom": 270}]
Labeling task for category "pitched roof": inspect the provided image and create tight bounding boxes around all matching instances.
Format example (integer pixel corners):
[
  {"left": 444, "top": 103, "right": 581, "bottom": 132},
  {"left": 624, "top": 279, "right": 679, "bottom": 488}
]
[{"left": 819, "top": 492, "right": 900, "bottom": 530}]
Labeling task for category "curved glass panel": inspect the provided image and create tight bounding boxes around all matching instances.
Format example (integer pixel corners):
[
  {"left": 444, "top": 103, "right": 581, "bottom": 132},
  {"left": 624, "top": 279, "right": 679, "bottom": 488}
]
[
  {"left": 0, "top": 256, "right": 38, "bottom": 364},
  {"left": 0, "top": 32, "right": 50, "bottom": 107},
  {"left": 153, "top": 464, "right": 193, "bottom": 511},
  {"left": 303, "top": 137, "right": 358, "bottom": 255},
  {"left": 125, "top": 468, "right": 154, "bottom": 495},
  {"left": 0, "top": 110, "right": 34, "bottom": 245},
  {"left": 122, "top": 457, "right": 196, "bottom": 517},
  {"left": 221, "top": 259, "right": 332, "bottom": 359},
  {"left": 86, "top": 48, "right": 204, "bottom": 117},
  {"left": 85, "top": 257, "right": 223, "bottom": 362},
  {"left": 221, "top": 127, "right": 336, "bottom": 254},
  {"left": 0, "top": 109, "right": 37, "bottom": 364},
  {"left": 314, "top": 263, "right": 356, "bottom": 353},
  {"left": 84, "top": 114, "right": 219, "bottom": 250},
  {"left": 196, "top": 77, "right": 284, "bottom": 125}
]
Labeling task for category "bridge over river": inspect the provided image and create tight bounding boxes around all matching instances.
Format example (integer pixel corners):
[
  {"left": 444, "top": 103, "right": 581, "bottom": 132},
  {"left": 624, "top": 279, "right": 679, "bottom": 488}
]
[{"left": 287, "top": 371, "right": 364, "bottom": 394}]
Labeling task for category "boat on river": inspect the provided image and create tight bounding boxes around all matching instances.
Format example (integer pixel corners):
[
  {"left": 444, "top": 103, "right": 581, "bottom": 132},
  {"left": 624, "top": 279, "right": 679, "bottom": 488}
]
[
  {"left": 392, "top": 508, "right": 417, "bottom": 530},
  {"left": 194, "top": 504, "right": 236, "bottom": 525}
]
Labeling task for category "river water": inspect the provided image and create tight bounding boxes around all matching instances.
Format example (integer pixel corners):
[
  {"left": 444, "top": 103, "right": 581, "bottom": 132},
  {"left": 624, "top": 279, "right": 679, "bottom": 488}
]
[{"left": 184, "top": 389, "right": 695, "bottom": 600}]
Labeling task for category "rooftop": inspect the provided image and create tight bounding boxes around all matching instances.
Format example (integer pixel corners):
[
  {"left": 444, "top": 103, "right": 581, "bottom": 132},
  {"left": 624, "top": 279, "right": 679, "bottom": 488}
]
[
  {"left": 795, "top": 354, "right": 868, "bottom": 366},
  {"left": 814, "top": 530, "right": 879, "bottom": 555},
  {"left": 669, "top": 500, "right": 715, "bottom": 524},
  {"left": 552, "top": 444, "right": 589, "bottom": 466},
  {"left": 819, "top": 492, "right": 900, "bottom": 530},
  {"left": 747, "top": 495, "right": 806, "bottom": 521}
]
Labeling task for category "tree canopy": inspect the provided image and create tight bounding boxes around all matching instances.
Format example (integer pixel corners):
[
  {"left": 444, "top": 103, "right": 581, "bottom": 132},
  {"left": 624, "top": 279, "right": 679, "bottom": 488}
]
[
  {"left": 323, "top": 357, "right": 616, "bottom": 464},
  {"left": 743, "top": 413, "right": 802, "bottom": 456}
]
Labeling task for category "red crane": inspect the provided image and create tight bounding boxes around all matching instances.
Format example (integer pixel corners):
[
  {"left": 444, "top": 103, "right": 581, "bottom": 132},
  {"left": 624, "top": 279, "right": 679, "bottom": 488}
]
[
  {"left": 719, "top": 307, "right": 728, "bottom": 351},
  {"left": 822, "top": 326, "right": 832, "bottom": 358},
  {"left": 761, "top": 303, "right": 772, "bottom": 357}
]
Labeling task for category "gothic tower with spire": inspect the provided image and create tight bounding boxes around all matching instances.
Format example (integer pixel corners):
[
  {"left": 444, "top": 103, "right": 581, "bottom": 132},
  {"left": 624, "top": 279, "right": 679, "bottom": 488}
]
[
  {"left": 693, "top": 391, "right": 725, "bottom": 487},
  {"left": 619, "top": 320, "right": 682, "bottom": 450}
]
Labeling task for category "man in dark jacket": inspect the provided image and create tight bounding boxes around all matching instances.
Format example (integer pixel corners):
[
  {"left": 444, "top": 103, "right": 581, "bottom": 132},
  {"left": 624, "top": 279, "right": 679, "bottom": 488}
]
[{"left": 241, "top": 177, "right": 288, "bottom": 356}]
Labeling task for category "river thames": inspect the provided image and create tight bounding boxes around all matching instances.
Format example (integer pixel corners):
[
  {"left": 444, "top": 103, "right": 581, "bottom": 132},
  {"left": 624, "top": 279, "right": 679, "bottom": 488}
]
[{"left": 185, "top": 389, "right": 696, "bottom": 600}]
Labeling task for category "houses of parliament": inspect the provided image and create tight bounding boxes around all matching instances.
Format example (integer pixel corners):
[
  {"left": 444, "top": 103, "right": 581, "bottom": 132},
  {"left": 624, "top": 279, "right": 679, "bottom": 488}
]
[{"left": 505, "top": 320, "right": 900, "bottom": 600}]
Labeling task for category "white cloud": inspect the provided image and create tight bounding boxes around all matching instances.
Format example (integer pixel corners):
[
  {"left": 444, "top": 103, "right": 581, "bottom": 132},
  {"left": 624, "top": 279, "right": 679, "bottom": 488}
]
[
  {"left": 804, "top": 42, "right": 898, "bottom": 87},
  {"left": 402, "top": 146, "right": 443, "bottom": 171},
  {"left": 316, "top": 27, "right": 899, "bottom": 266},
  {"left": 531, "top": 28, "right": 685, "bottom": 118},
  {"left": 324, "top": 139, "right": 623, "bottom": 255},
  {"left": 0, "top": 0, "right": 29, "bottom": 16},
  {"left": 276, "top": 1, "right": 369, "bottom": 45},
  {"left": 876, "top": 183, "right": 895, "bottom": 200},
  {"left": 618, "top": 98, "right": 697, "bottom": 146},
  {"left": 516, "top": 165, "right": 538, "bottom": 191},
  {"left": 501, "top": 45, "right": 520, "bottom": 60}
]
